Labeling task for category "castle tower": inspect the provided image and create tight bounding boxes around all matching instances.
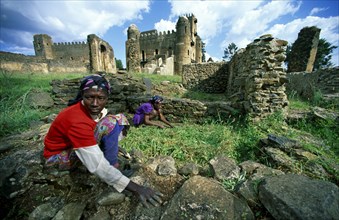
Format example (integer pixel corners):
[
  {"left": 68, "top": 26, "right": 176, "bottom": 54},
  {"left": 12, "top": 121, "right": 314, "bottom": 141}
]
[
  {"left": 187, "top": 14, "right": 202, "bottom": 63},
  {"left": 126, "top": 24, "right": 141, "bottom": 73},
  {"left": 175, "top": 15, "right": 191, "bottom": 74},
  {"left": 195, "top": 35, "right": 202, "bottom": 63},
  {"left": 88, "top": 34, "right": 116, "bottom": 74},
  {"left": 33, "top": 34, "right": 54, "bottom": 59}
]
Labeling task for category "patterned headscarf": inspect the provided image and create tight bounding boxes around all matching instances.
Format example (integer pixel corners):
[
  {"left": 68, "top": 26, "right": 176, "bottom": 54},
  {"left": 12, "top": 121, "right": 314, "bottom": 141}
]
[
  {"left": 150, "top": 95, "right": 163, "bottom": 104},
  {"left": 68, "top": 74, "right": 111, "bottom": 106}
]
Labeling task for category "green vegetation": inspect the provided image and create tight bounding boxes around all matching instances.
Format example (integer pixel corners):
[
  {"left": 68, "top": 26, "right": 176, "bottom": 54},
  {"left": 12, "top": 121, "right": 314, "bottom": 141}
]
[
  {"left": 115, "top": 58, "right": 124, "bottom": 70},
  {"left": 131, "top": 72, "right": 182, "bottom": 84},
  {"left": 223, "top": 42, "right": 238, "bottom": 61},
  {"left": 1, "top": 71, "right": 338, "bottom": 180},
  {"left": 0, "top": 71, "right": 86, "bottom": 137}
]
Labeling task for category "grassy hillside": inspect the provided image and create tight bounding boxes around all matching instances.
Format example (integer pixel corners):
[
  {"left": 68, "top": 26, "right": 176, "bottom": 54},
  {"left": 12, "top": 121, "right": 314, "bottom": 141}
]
[{"left": 1, "top": 71, "right": 338, "bottom": 175}]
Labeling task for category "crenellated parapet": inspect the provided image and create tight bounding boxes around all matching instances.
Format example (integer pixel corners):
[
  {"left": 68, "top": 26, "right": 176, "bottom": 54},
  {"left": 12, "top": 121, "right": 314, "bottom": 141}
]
[
  {"left": 53, "top": 41, "right": 87, "bottom": 46},
  {"left": 139, "top": 30, "right": 176, "bottom": 39},
  {"left": 52, "top": 42, "right": 88, "bottom": 54}
]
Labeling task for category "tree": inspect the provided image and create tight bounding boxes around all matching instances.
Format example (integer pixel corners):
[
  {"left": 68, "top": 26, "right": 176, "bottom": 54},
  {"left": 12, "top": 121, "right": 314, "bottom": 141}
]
[
  {"left": 115, "top": 58, "right": 123, "bottom": 70},
  {"left": 222, "top": 43, "right": 238, "bottom": 61},
  {"left": 313, "top": 38, "right": 338, "bottom": 70},
  {"left": 201, "top": 41, "right": 206, "bottom": 62}
]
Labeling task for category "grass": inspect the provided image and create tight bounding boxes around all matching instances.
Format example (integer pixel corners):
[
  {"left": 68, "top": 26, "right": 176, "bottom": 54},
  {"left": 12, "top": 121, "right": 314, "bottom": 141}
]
[
  {"left": 0, "top": 71, "right": 87, "bottom": 137},
  {"left": 131, "top": 72, "right": 182, "bottom": 84},
  {"left": 1, "top": 71, "right": 338, "bottom": 181}
]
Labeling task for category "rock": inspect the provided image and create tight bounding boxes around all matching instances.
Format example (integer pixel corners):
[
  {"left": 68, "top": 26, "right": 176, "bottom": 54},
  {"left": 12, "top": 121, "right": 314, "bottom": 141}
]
[
  {"left": 26, "top": 91, "right": 54, "bottom": 109},
  {"left": 96, "top": 192, "right": 125, "bottom": 206},
  {"left": 178, "top": 162, "right": 200, "bottom": 176},
  {"left": 52, "top": 203, "right": 86, "bottom": 220},
  {"left": 209, "top": 155, "right": 240, "bottom": 181},
  {"left": 161, "top": 176, "right": 254, "bottom": 220},
  {"left": 258, "top": 174, "right": 339, "bottom": 220},
  {"left": 28, "top": 202, "right": 60, "bottom": 220}
]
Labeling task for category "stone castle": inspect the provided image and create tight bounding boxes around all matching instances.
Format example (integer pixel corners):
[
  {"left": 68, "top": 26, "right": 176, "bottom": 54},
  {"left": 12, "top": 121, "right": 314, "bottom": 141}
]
[
  {"left": 33, "top": 34, "right": 116, "bottom": 73},
  {"left": 0, "top": 34, "right": 116, "bottom": 74},
  {"left": 126, "top": 14, "right": 203, "bottom": 75}
]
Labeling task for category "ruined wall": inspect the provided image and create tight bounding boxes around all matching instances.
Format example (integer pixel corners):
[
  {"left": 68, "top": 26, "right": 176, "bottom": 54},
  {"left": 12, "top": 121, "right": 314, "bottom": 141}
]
[
  {"left": 52, "top": 42, "right": 89, "bottom": 62},
  {"left": 287, "top": 26, "right": 321, "bottom": 73},
  {"left": 33, "top": 34, "right": 89, "bottom": 61},
  {"left": 49, "top": 77, "right": 235, "bottom": 122},
  {"left": 286, "top": 68, "right": 339, "bottom": 100},
  {"left": 1, "top": 34, "right": 115, "bottom": 74},
  {"left": 126, "top": 24, "right": 141, "bottom": 73},
  {"left": 182, "top": 62, "right": 228, "bottom": 93},
  {"left": 227, "top": 34, "right": 289, "bottom": 119},
  {"left": 0, "top": 51, "right": 88, "bottom": 73},
  {"left": 182, "top": 34, "right": 289, "bottom": 119},
  {"left": 88, "top": 34, "right": 117, "bottom": 74},
  {"left": 50, "top": 75, "right": 147, "bottom": 112}
]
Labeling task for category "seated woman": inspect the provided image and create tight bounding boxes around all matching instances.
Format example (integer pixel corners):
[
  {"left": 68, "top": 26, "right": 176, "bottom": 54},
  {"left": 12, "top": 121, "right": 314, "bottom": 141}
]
[
  {"left": 132, "top": 95, "right": 174, "bottom": 129},
  {"left": 43, "top": 74, "right": 162, "bottom": 207}
]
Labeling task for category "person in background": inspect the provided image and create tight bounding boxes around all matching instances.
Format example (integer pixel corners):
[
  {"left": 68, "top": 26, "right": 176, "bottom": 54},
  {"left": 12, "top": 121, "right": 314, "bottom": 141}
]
[
  {"left": 43, "top": 74, "right": 163, "bottom": 208},
  {"left": 133, "top": 95, "right": 174, "bottom": 129}
]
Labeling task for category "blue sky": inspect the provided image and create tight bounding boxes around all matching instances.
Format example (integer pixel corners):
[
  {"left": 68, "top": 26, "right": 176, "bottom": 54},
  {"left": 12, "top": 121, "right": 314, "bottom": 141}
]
[{"left": 1, "top": 0, "right": 338, "bottom": 68}]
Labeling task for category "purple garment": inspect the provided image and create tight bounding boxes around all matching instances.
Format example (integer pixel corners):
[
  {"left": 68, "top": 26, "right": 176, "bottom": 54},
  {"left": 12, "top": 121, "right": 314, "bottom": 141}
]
[
  {"left": 94, "top": 116, "right": 124, "bottom": 166},
  {"left": 132, "top": 102, "right": 153, "bottom": 126}
]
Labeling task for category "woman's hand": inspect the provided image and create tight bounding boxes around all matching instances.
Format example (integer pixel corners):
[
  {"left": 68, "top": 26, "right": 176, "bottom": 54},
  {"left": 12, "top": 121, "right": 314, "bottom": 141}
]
[{"left": 126, "top": 181, "right": 164, "bottom": 208}]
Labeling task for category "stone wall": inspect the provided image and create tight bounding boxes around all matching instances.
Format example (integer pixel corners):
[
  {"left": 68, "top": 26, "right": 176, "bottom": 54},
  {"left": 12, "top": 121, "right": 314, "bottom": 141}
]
[
  {"left": 286, "top": 68, "right": 339, "bottom": 100},
  {"left": 0, "top": 34, "right": 116, "bottom": 74},
  {"left": 182, "top": 35, "right": 289, "bottom": 119},
  {"left": 182, "top": 62, "right": 228, "bottom": 93},
  {"left": 227, "top": 35, "right": 289, "bottom": 119},
  {"left": 51, "top": 75, "right": 146, "bottom": 113},
  {"left": 50, "top": 76, "right": 236, "bottom": 122},
  {"left": 0, "top": 51, "right": 88, "bottom": 73}
]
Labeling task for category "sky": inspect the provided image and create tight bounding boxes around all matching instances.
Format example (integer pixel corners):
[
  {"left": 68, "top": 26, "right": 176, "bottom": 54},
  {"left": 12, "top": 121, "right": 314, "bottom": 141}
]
[{"left": 1, "top": 0, "right": 338, "bottom": 68}]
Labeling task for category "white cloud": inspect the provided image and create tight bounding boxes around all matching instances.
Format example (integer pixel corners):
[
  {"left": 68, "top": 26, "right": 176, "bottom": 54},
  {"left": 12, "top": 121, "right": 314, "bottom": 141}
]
[
  {"left": 1, "top": 0, "right": 151, "bottom": 42},
  {"left": 268, "top": 16, "right": 339, "bottom": 46},
  {"left": 310, "top": 7, "right": 328, "bottom": 16},
  {"left": 164, "top": 0, "right": 302, "bottom": 54},
  {"left": 154, "top": 19, "right": 176, "bottom": 32},
  {"left": 166, "top": 0, "right": 338, "bottom": 66}
]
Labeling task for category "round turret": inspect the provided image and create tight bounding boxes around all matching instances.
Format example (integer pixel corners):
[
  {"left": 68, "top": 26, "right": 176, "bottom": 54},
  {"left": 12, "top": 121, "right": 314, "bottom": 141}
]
[{"left": 127, "top": 24, "right": 140, "bottom": 40}]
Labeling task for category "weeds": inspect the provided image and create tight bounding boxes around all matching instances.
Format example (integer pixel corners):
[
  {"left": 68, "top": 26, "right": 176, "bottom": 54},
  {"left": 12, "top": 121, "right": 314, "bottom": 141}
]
[{"left": 221, "top": 172, "right": 246, "bottom": 192}]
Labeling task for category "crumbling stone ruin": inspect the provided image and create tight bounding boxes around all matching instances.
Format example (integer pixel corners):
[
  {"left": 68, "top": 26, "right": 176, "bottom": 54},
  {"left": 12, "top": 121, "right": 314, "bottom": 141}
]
[
  {"left": 0, "top": 34, "right": 116, "bottom": 73},
  {"left": 286, "top": 68, "right": 339, "bottom": 100},
  {"left": 126, "top": 14, "right": 202, "bottom": 75},
  {"left": 182, "top": 34, "right": 289, "bottom": 119},
  {"left": 287, "top": 26, "right": 321, "bottom": 73}
]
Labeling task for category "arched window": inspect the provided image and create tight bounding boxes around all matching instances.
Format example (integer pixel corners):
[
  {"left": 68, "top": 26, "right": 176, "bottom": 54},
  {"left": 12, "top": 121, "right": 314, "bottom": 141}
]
[{"left": 100, "top": 45, "right": 106, "bottom": 52}]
